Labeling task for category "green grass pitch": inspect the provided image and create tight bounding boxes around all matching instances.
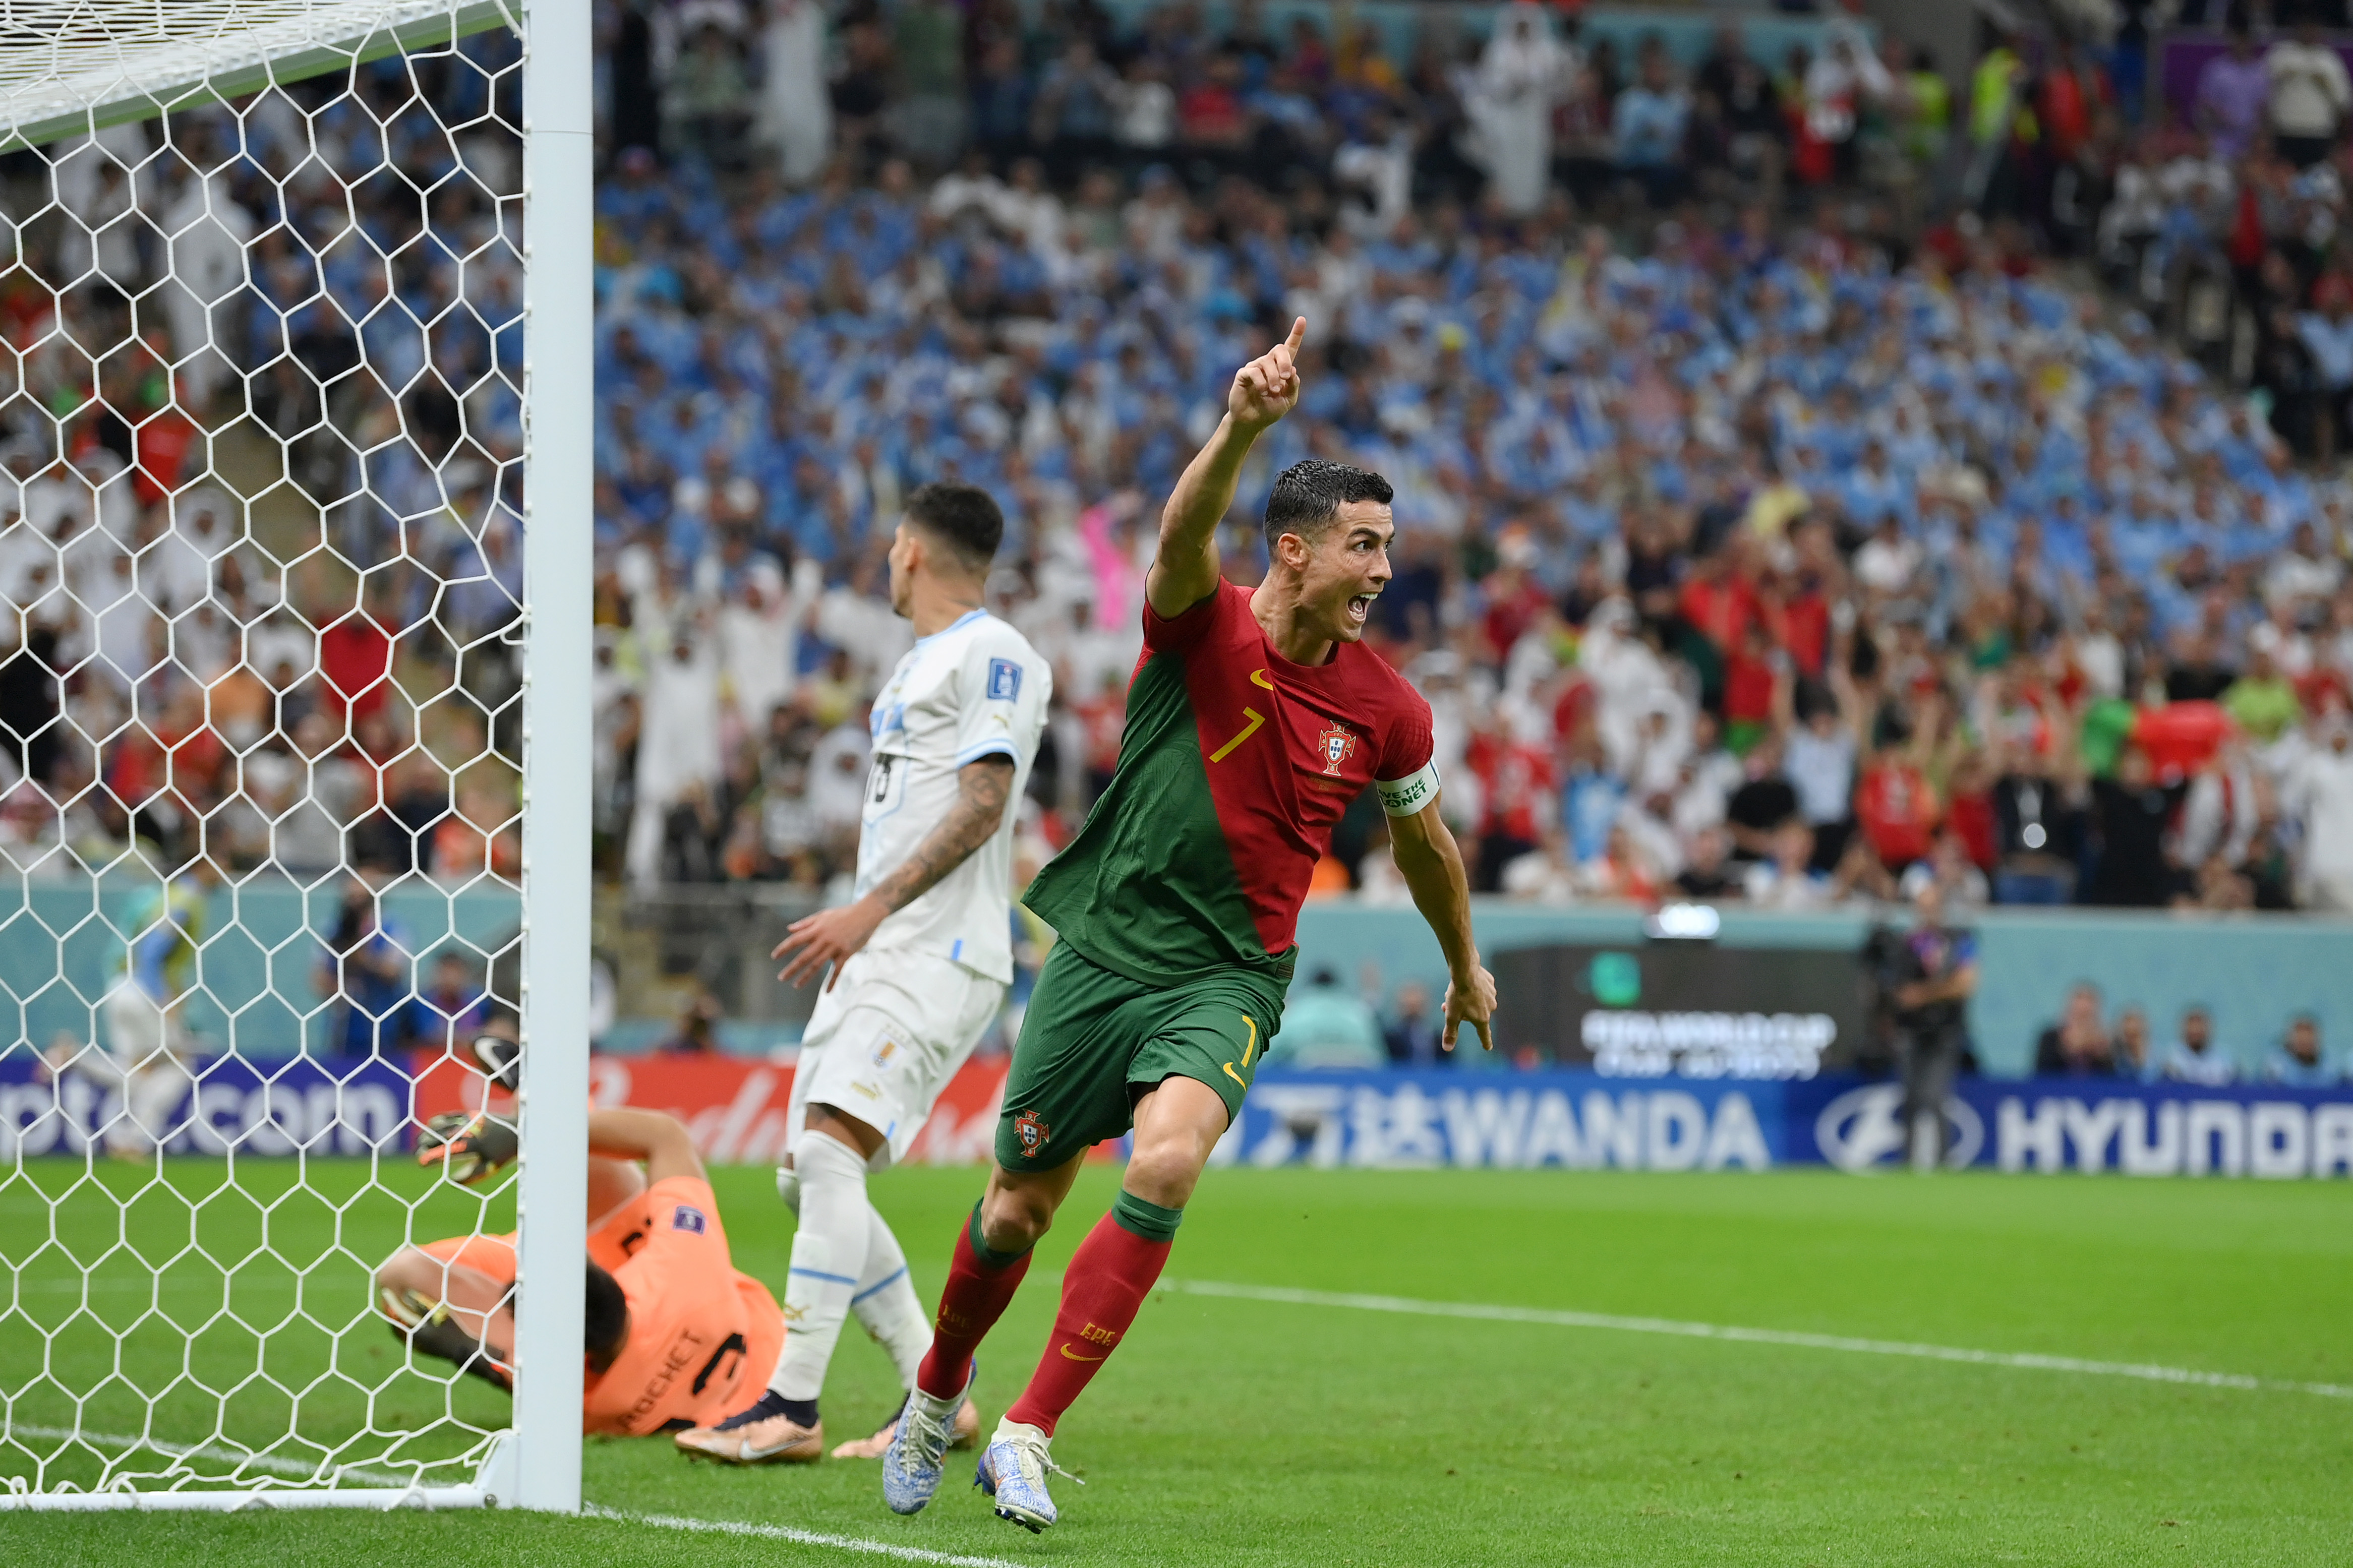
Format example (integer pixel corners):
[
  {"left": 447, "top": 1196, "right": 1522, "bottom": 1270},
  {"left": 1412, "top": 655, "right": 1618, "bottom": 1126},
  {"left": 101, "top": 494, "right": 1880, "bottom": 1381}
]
[{"left": 3, "top": 1160, "right": 2349, "bottom": 1565}]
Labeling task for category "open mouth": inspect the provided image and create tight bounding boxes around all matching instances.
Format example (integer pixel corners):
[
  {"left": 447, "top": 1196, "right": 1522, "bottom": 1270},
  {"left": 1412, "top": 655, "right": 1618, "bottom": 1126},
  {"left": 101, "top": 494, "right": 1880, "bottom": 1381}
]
[{"left": 1346, "top": 592, "right": 1378, "bottom": 624}]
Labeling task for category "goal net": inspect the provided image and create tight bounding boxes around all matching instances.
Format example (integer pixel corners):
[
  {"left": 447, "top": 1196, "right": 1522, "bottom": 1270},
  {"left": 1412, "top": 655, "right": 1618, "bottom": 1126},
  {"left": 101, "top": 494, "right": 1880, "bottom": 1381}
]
[{"left": 0, "top": 0, "right": 589, "bottom": 1513}]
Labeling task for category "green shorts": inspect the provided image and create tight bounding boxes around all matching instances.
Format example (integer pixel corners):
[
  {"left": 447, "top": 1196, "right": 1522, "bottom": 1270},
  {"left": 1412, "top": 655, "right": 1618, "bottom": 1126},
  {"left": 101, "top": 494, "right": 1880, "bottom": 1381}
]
[{"left": 994, "top": 940, "right": 1293, "bottom": 1170}]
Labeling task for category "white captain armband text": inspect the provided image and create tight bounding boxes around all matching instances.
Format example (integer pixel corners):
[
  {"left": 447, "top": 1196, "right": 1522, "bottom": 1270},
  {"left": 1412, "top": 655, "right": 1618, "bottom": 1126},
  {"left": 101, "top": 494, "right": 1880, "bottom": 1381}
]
[{"left": 1375, "top": 760, "right": 1441, "bottom": 817}]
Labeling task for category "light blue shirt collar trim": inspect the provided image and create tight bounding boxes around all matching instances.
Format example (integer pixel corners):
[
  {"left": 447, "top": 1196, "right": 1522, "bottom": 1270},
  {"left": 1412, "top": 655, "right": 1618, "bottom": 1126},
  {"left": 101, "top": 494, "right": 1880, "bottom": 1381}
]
[{"left": 915, "top": 608, "right": 988, "bottom": 645}]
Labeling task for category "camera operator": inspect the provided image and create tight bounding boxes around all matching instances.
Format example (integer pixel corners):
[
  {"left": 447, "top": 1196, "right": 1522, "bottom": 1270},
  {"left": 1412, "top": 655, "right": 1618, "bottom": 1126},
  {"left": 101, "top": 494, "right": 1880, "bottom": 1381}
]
[{"left": 1890, "top": 877, "right": 1978, "bottom": 1170}]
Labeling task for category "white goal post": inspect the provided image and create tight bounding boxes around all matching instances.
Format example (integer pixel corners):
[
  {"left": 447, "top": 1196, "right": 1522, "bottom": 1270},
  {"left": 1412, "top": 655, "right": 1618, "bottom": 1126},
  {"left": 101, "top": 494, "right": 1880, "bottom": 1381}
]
[{"left": 0, "top": 0, "right": 590, "bottom": 1515}]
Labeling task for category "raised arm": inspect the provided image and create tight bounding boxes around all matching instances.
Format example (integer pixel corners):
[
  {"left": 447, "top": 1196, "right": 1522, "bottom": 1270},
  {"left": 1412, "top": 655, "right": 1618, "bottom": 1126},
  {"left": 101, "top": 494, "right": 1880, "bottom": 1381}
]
[
  {"left": 1386, "top": 793, "right": 1497, "bottom": 1052},
  {"left": 771, "top": 756, "right": 1017, "bottom": 988},
  {"left": 1147, "top": 316, "right": 1308, "bottom": 618},
  {"left": 587, "top": 1107, "right": 704, "bottom": 1185}
]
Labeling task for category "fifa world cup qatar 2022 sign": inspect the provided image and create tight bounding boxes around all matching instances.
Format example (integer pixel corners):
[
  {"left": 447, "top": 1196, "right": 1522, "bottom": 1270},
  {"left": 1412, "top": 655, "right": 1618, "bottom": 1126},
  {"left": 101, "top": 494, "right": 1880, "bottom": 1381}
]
[{"left": 1491, "top": 941, "right": 1870, "bottom": 1079}]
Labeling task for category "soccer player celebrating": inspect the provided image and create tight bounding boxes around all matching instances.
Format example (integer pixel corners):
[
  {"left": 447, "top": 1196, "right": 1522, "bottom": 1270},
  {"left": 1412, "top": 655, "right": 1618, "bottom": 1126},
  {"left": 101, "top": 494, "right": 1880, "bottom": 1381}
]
[
  {"left": 376, "top": 1106, "right": 785, "bottom": 1435},
  {"left": 673, "top": 481, "right": 1051, "bottom": 1464},
  {"left": 882, "top": 320, "right": 1495, "bottom": 1532}
]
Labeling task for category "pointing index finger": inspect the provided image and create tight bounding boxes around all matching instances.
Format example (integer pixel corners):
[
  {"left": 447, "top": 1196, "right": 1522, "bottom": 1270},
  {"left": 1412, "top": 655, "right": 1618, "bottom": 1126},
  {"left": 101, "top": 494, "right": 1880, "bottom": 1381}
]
[{"left": 1284, "top": 316, "right": 1306, "bottom": 354}]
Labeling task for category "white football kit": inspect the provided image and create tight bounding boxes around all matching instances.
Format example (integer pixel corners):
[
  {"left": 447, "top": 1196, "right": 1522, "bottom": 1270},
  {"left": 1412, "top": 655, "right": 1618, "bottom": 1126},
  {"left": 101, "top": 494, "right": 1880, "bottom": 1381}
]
[{"left": 788, "top": 609, "right": 1051, "bottom": 1167}]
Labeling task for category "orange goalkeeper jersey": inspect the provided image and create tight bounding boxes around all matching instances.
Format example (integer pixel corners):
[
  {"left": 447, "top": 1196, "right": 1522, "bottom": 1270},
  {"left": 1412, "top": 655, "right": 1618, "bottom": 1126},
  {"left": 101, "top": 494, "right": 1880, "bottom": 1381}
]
[{"left": 581, "top": 1175, "right": 785, "bottom": 1435}]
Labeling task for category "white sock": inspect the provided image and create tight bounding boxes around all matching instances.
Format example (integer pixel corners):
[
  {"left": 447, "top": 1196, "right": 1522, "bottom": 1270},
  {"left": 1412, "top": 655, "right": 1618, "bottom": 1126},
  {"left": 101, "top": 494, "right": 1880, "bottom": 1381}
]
[
  {"left": 767, "top": 1130, "right": 869, "bottom": 1406},
  {"left": 849, "top": 1199, "right": 932, "bottom": 1392}
]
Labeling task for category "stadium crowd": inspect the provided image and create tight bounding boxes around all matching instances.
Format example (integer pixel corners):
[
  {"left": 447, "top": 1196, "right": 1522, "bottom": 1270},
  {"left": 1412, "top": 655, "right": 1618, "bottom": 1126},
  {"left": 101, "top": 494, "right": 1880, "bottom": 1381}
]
[
  {"left": 0, "top": 34, "right": 529, "bottom": 893},
  {"left": 9, "top": 4, "right": 2353, "bottom": 933},
  {"left": 578, "top": 0, "right": 2353, "bottom": 916}
]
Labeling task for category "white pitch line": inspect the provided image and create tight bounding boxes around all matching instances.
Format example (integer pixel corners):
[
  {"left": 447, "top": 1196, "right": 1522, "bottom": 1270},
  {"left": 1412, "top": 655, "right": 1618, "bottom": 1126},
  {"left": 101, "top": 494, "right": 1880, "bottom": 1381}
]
[
  {"left": 5, "top": 1428, "right": 1033, "bottom": 1566},
  {"left": 581, "top": 1503, "right": 1036, "bottom": 1568},
  {"left": 1162, "top": 1279, "right": 2353, "bottom": 1401},
  {"left": 7, "top": 1422, "right": 413, "bottom": 1485}
]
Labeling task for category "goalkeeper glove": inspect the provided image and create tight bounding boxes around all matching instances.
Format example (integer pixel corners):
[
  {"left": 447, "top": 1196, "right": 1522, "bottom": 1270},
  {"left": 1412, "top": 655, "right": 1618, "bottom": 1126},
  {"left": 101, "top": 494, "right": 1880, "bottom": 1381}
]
[
  {"left": 381, "top": 1287, "right": 513, "bottom": 1394},
  {"left": 416, "top": 1111, "right": 518, "bottom": 1185},
  {"left": 467, "top": 1031, "right": 521, "bottom": 1093}
]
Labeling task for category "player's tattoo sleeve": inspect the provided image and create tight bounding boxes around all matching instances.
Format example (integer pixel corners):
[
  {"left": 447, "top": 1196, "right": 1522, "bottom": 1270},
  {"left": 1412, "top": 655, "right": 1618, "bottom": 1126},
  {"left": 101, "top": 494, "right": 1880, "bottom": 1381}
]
[{"left": 868, "top": 755, "right": 1015, "bottom": 914}]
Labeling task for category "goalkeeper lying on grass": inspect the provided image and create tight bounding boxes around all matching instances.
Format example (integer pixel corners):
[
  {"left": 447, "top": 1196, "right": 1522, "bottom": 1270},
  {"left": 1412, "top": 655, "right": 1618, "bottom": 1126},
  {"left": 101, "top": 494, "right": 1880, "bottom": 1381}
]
[{"left": 374, "top": 1106, "right": 787, "bottom": 1435}]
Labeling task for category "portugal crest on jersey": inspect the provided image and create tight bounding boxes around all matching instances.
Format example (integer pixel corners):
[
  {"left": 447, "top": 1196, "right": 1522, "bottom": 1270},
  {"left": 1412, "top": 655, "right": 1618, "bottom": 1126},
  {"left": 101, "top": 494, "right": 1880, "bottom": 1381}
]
[
  {"left": 1315, "top": 722, "right": 1357, "bottom": 777},
  {"left": 1013, "top": 1109, "right": 1050, "bottom": 1157}
]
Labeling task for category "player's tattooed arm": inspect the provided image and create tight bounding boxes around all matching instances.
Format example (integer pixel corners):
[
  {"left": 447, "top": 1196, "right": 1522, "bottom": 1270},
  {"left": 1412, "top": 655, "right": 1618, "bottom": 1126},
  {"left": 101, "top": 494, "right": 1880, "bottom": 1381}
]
[
  {"left": 772, "top": 757, "right": 1015, "bottom": 990},
  {"left": 866, "top": 756, "right": 1014, "bottom": 915},
  {"left": 1149, "top": 317, "right": 1307, "bottom": 619}
]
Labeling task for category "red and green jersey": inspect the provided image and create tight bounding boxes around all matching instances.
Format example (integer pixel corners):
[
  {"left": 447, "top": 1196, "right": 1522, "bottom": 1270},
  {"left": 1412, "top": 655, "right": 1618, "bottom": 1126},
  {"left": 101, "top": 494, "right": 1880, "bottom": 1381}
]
[{"left": 1026, "top": 580, "right": 1435, "bottom": 985}]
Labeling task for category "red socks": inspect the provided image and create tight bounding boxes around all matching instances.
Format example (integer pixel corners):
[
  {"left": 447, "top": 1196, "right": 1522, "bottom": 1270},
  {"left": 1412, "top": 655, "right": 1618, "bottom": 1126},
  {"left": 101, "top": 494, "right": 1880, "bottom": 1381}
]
[
  {"left": 1004, "top": 1206, "right": 1173, "bottom": 1436},
  {"left": 915, "top": 1204, "right": 1032, "bottom": 1401}
]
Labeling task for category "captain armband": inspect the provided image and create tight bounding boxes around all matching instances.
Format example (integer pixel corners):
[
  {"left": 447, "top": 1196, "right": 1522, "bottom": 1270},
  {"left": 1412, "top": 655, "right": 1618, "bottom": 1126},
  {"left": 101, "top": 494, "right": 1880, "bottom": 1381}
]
[{"left": 1375, "top": 760, "right": 1441, "bottom": 818}]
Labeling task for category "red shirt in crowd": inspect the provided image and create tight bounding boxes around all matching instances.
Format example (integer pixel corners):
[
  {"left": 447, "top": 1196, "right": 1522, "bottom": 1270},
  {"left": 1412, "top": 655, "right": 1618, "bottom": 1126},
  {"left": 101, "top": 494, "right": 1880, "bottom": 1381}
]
[
  {"left": 1945, "top": 786, "right": 1997, "bottom": 870},
  {"left": 1855, "top": 759, "right": 1939, "bottom": 868},
  {"left": 1482, "top": 570, "right": 1553, "bottom": 661},
  {"left": 1678, "top": 572, "right": 1758, "bottom": 653},
  {"left": 319, "top": 614, "right": 394, "bottom": 723},
  {"left": 1465, "top": 732, "right": 1555, "bottom": 845},
  {"left": 1776, "top": 588, "right": 1831, "bottom": 678},
  {"left": 1721, "top": 647, "right": 1777, "bottom": 728}
]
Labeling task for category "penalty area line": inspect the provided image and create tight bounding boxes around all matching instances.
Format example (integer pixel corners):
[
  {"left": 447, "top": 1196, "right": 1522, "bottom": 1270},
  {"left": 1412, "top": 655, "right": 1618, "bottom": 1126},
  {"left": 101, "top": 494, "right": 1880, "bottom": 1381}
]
[
  {"left": 581, "top": 1503, "right": 1037, "bottom": 1567},
  {"left": 1162, "top": 1279, "right": 2353, "bottom": 1401}
]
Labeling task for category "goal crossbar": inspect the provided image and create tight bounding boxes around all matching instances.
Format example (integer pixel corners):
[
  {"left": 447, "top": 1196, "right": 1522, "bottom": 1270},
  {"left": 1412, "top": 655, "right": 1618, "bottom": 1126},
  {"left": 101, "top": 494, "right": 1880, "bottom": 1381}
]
[{"left": 0, "top": 0, "right": 516, "bottom": 152}]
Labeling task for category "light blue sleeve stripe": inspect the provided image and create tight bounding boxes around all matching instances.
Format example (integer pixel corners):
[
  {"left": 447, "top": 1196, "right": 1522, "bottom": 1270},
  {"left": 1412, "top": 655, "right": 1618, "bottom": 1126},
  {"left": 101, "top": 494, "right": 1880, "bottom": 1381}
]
[
  {"left": 955, "top": 741, "right": 1019, "bottom": 765},
  {"left": 849, "top": 1265, "right": 909, "bottom": 1305},
  {"left": 788, "top": 1267, "right": 860, "bottom": 1286}
]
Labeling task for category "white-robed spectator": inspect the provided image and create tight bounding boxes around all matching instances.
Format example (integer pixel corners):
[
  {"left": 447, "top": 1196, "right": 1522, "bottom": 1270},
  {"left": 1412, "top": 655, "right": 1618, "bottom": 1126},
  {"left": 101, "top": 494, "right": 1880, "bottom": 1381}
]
[
  {"left": 756, "top": 0, "right": 832, "bottom": 185},
  {"left": 52, "top": 141, "right": 144, "bottom": 293},
  {"left": 1853, "top": 513, "right": 1924, "bottom": 598},
  {"left": 990, "top": 158, "right": 1069, "bottom": 269},
  {"left": 2285, "top": 711, "right": 2353, "bottom": 910},
  {"left": 1801, "top": 23, "right": 1894, "bottom": 160},
  {"left": 2266, "top": 19, "right": 2353, "bottom": 168},
  {"left": 43, "top": 449, "right": 136, "bottom": 546},
  {"left": 1466, "top": 3, "right": 1571, "bottom": 217},
  {"left": 1111, "top": 57, "right": 1176, "bottom": 155},
  {"left": 2264, "top": 520, "right": 2343, "bottom": 613},
  {"left": 626, "top": 631, "right": 724, "bottom": 887},
  {"left": 2176, "top": 744, "right": 2265, "bottom": 871},
  {"left": 803, "top": 715, "right": 871, "bottom": 871},
  {"left": 813, "top": 554, "right": 913, "bottom": 692},
  {"left": 159, "top": 172, "right": 258, "bottom": 408},
  {"left": 717, "top": 555, "right": 815, "bottom": 735},
  {"left": 145, "top": 487, "right": 239, "bottom": 615},
  {"left": 91, "top": 549, "right": 162, "bottom": 692}
]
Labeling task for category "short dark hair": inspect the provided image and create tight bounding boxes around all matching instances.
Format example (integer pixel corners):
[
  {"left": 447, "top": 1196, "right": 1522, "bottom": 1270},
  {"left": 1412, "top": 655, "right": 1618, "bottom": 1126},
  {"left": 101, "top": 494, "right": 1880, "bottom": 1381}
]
[
  {"left": 1264, "top": 459, "right": 1393, "bottom": 556},
  {"left": 585, "top": 1262, "right": 628, "bottom": 1366},
  {"left": 904, "top": 481, "right": 1004, "bottom": 574}
]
